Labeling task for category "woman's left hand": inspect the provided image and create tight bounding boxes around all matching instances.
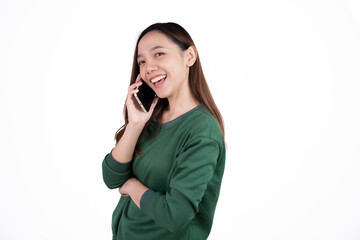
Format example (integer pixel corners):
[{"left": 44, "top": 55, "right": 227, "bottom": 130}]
[
  {"left": 118, "top": 178, "right": 136, "bottom": 197},
  {"left": 118, "top": 178, "right": 150, "bottom": 208}
]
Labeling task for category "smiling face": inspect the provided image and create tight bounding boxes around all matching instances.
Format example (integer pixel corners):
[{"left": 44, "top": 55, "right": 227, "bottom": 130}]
[{"left": 137, "top": 30, "right": 194, "bottom": 100}]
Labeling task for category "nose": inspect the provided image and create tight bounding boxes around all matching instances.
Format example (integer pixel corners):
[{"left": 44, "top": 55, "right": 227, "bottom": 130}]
[{"left": 146, "top": 59, "right": 158, "bottom": 74}]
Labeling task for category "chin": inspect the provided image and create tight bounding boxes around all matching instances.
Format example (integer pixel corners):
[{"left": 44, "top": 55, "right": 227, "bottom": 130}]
[
  {"left": 154, "top": 91, "right": 170, "bottom": 99},
  {"left": 156, "top": 94, "right": 168, "bottom": 99}
]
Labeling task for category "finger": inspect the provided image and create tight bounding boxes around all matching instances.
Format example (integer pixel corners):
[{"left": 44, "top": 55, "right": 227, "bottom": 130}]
[
  {"left": 128, "top": 88, "right": 139, "bottom": 96},
  {"left": 128, "top": 82, "right": 142, "bottom": 93},
  {"left": 118, "top": 188, "right": 128, "bottom": 196},
  {"left": 128, "top": 82, "right": 140, "bottom": 91},
  {"left": 135, "top": 74, "right": 142, "bottom": 83}
]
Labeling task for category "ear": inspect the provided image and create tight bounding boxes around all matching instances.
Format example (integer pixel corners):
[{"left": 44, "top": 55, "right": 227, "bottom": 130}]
[{"left": 185, "top": 46, "right": 197, "bottom": 67}]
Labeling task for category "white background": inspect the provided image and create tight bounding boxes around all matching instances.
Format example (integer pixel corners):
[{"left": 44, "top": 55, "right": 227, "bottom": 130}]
[{"left": 1, "top": 0, "right": 360, "bottom": 239}]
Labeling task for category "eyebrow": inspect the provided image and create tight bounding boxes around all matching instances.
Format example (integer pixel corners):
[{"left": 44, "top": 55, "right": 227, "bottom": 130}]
[{"left": 137, "top": 46, "right": 165, "bottom": 59}]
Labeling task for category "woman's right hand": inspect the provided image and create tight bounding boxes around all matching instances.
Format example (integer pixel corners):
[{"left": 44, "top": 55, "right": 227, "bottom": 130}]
[{"left": 126, "top": 74, "right": 159, "bottom": 125}]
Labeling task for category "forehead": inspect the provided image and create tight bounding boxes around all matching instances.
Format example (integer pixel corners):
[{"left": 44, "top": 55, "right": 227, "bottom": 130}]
[{"left": 137, "top": 31, "right": 178, "bottom": 57}]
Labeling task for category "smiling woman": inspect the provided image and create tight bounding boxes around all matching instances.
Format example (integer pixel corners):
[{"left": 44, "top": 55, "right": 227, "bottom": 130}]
[
  {"left": 101, "top": 22, "right": 225, "bottom": 240},
  {"left": 136, "top": 31, "right": 197, "bottom": 101}
]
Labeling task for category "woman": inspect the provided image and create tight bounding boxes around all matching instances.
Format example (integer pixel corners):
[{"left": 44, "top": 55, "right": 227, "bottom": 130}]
[{"left": 102, "top": 22, "right": 225, "bottom": 240}]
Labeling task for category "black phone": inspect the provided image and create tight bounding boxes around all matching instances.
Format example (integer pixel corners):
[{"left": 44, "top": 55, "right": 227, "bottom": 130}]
[{"left": 134, "top": 80, "right": 156, "bottom": 112}]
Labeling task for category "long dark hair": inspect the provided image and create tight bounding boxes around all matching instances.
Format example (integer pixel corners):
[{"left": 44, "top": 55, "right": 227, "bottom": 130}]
[{"left": 115, "top": 22, "right": 224, "bottom": 144}]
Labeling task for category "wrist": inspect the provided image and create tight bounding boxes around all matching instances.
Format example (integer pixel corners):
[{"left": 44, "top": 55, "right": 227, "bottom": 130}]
[
  {"left": 127, "top": 178, "right": 149, "bottom": 208},
  {"left": 126, "top": 178, "right": 137, "bottom": 190},
  {"left": 127, "top": 121, "right": 146, "bottom": 131}
]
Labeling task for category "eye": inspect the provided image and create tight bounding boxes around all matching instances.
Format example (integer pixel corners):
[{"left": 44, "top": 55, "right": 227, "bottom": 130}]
[
  {"left": 155, "top": 52, "right": 164, "bottom": 57},
  {"left": 138, "top": 60, "right": 145, "bottom": 66}
]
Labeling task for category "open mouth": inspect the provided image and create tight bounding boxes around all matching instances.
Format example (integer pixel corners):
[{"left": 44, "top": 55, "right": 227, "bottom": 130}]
[{"left": 150, "top": 75, "right": 167, "bottom": 87}]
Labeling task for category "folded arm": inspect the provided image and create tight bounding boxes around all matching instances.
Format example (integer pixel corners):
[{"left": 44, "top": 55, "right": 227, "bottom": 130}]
[{"left": 120, "top": 137, "right": 220, "bottom": 233}]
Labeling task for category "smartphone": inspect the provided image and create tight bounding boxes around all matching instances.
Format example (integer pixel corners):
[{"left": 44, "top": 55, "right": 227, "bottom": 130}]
[{"left": 134, "top": 80, "right": 156, "bottom": 112}]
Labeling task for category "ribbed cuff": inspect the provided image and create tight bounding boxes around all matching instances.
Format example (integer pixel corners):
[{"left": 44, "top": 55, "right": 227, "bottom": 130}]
[
  {"left": 140, "top": 189, "right": 155, "bottom": 213},
  {"left": 105, "top": 149, "right": 132, "bottom": 173}
]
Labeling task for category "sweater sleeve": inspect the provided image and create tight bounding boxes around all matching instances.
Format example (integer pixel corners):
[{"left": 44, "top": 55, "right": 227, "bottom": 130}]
[
  {"left": 102, "top": 149, "right": 133, "bottom": 189},
  {"left": 139, "top": 137, "right": 219, "bottom": 233}
]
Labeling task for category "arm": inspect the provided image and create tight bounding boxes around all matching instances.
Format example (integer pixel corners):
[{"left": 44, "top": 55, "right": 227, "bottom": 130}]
[
  {"left": 102, "top": 74, "right": 159, "bottom": 189},
  {"left": 102, "top": 151, "right": 132, "bottom": 189},
  {"left": 120, "top": 137, "right": 220, "bottom": 232},
  {"left": 113, "top": 74, "right": 158, "bottom": 164},
  {"left": 101, "top": 122, "right": 144, "bottom": 189},
  {"left": 118, "top": 178, "right": 149, "bottom": 206},
  {"left": 112, "top": 122, "right": 145, "bottom": 163}
]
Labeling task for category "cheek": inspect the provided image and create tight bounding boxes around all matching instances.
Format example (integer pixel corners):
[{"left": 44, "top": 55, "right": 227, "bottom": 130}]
[
  {"left": 139, "top": 68, "right": 146, "bottom": 80},
  {"left": 162, "top": 60, "right": 180, "bottom": 75}
]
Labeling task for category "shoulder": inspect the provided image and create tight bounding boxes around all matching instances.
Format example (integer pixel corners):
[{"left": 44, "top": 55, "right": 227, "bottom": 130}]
[
  {"left": 174, "top": 105, "right": 225, "bottom": 165},
  {"left": 181, "top": 105, "right": 224, "bottom": 145}
]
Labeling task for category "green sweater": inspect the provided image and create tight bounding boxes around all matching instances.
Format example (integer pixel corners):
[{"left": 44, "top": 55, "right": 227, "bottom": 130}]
[{"left": 102, "top": 105, "right": 226, "bottom": 240}]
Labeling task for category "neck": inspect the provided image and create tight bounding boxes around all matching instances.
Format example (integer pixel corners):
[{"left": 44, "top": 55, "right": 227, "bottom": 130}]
[{"left": 162, "top": 82, "right": 199, "bottom": 123}]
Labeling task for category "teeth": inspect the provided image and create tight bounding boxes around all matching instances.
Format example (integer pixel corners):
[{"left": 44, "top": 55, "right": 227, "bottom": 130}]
[{"left": 151, "top": 75, "right": 166, "bottom": 83}]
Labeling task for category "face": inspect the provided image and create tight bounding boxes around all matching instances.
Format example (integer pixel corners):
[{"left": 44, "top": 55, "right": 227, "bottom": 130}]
[{"left": 137, "top": 30, "right": 194, "bottom": 99}]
